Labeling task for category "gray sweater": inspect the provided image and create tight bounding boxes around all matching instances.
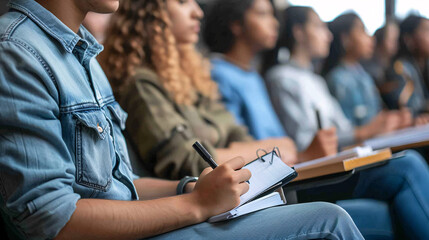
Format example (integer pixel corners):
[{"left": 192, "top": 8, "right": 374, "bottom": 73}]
[{"left": 265, "top": 62, "right": 356, "bottom": 150}]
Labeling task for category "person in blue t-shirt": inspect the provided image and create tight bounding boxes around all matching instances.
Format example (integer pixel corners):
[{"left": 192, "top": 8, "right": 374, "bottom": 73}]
[{"left": 204, "top": 0, "right": 338, "bottom": 161}]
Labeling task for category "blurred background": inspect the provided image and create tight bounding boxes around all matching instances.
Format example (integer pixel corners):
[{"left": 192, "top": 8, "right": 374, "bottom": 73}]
[{"left": 1, "top": 0, "right": 428, "bottom": 30}]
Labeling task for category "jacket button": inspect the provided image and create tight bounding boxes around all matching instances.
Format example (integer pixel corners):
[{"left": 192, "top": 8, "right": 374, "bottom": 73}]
[{"left": 97, "top": 123, "right": 103, "bottom": 133}]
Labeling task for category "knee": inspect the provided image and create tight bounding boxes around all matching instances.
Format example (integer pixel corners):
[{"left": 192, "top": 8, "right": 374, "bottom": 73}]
[
  {"left": 405, "top": 149, "right": 426, "bottom": 165},
  {"left": 388, "top": 150, "right": 427, "bottom": 173},
  {"left": 300, "top": 202, "right": 362, "bottom": 239},
  {"left": 316, "top": 202, "right": 354, "bottom": 223}
]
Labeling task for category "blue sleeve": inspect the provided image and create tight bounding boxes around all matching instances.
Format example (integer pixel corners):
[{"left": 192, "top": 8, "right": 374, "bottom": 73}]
[
  {"left": 211, "top": 68, "right": 245, "bottom": 125},
  {"left": 0, "top": 41, "right": 80, "bottom": 239},
  {"left": 327, "top": 71, "right": 360, "bottom": 126}
]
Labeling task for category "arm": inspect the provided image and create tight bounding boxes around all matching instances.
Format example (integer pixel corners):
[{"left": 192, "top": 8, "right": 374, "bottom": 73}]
[
  {"left": 133, "top": 178, "right": 195, "bottom": 200},
  {"left": 211, "top": 67, "right": 246, "bottom": 126},
  {"left": 56, "top": 195, "right": 202, "bottom": 240},
  {"left": 327, "top": 72, "right": 360, "bottom": 125},
  {"left": 266, "top": 75, "right": 319, "bottom": 151},
  {"left": 56, "top": 158, "right": 251, "bottom": 240},
  {"left": 0, "top": 42, "right": 80, "bottom": 239},
  {"left": 227, "top": 137, "right": 299, "bottom": 166},
  {"left": 266, "top": 75, "right": 338, "bottom": 161}
]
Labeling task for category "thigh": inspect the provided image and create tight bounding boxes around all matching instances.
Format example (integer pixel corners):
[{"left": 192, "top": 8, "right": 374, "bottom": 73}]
[
  {"left": 353, "top": 150, "right": 429, "bottom": 200},
  {"left": 148, "top": 202, "right": 362, "bottom": 240}
]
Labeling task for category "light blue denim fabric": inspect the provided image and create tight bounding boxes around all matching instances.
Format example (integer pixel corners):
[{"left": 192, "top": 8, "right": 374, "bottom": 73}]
[
  {"left": 327, "top": 63, "right": 382, "bottom": 126},
  {"left": 0, "top": 1, "right": 137, "bottom": 239},
  {"left": 149, "top": 202, "right": 364, "bottom": 240}
]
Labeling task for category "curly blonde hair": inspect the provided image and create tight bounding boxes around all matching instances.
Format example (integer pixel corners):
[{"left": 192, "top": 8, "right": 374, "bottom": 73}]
[{"left": 99, "top": 0, "right": 218, "bottom": 105}]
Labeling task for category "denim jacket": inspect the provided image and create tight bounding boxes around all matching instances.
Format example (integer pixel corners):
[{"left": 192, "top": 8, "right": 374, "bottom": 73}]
[{"left": 0, "top": 1, "right": 137, "bottom": 239}]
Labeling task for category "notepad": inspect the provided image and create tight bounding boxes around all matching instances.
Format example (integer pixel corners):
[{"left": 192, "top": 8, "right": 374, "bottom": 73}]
[
  {"left": 208, "top": 151, "right": 297, "bottom": 223},
  {"left": 364, "top": 124, "right": 429, "bottom": 150},
  {"left": 207, "top": 192, "right": 284, "bottom": 222}
]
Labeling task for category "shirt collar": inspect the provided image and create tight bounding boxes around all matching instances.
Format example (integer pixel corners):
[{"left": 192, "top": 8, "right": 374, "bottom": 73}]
[{"left": 8, "top": 0, "right": 103, "bottom": 55}]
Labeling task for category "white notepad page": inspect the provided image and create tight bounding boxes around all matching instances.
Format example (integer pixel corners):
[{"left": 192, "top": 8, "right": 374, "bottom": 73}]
[{"left": 239, "top": 153, "right": 295, "bottom": 205}]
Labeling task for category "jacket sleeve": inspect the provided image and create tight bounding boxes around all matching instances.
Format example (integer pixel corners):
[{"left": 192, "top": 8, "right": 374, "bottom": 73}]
[{"left": 0, "top": 41, "right": 80, "bottom": 239}]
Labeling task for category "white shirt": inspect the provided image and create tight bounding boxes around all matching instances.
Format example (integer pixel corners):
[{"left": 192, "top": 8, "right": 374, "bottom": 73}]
[{"left": 265, "top": 62, "right": 355, "bottom": 151}]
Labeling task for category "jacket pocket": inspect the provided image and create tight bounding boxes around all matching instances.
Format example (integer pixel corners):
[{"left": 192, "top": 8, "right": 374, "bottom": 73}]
[{"left": 73, "top": 110, "right": 114, "bottom": 191}]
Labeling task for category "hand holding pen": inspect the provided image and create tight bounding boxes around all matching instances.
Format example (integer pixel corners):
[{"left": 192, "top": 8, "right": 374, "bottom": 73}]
[{"left": 193, "top": 141, "right": 250, "bottom": 184}]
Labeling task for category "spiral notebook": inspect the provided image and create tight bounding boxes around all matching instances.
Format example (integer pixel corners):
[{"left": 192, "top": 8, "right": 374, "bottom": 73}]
[{"left": 208, "top": 150, "right": 297, "bottom": 223}]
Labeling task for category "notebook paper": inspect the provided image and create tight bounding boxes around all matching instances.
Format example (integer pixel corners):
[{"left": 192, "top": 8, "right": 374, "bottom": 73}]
[
  {"left": 239, "top": 153, "right": 295, "bottom": 205},
  {"left": 208, "top": 152, "right": 296, "bottom": 223}
]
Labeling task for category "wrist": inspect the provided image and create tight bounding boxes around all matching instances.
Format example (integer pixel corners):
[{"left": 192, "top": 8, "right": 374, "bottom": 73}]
[
  {"left": 185, "top": 182, "right": 196, "bottom": 193},
  {"left": 176, "top": 176, "right": 198, "bottom": 195},
  {"left": 186, "top": 191, "right": 211, "bottom": 222},
  {"left": 355, "top": 126, "right": 371, "bottom": 142}
]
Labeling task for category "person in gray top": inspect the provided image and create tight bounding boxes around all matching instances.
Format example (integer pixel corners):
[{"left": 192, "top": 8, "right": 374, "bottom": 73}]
[{"left": 264, "top": 7, "right": 404, "bottom": 150}]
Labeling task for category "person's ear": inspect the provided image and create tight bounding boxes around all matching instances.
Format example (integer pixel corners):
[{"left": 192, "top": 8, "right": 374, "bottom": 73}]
[{"left": 230, "top": 21, "right": 243, "bottom": 37}]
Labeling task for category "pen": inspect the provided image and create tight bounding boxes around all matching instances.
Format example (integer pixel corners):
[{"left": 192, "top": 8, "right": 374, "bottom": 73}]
[
  {"left": 193, "top": 141, "right": 218, "bottom": 169},
  {"left": 315, "top": 109, "right": 323, "bottom": 130},
  {"left": 193, "top": 141, "right": 250, "bottom": 184}
]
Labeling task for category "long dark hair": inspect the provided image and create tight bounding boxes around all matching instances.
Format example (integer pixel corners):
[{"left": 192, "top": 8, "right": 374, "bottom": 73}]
[
  {"left": 203, "top": 0, "right": 255, "bottom": 53},
  {"left": 321, "top": 12, "right": 361, "bottom": 76},
  {"left": 373, "top": 20, "right": 397, "bottom": 48},
  {"left": 261, "top": 6, "right": 314, "bottom": 75},
  {"left": 397, "top": 15, "right": 426, "bottom": 58}
]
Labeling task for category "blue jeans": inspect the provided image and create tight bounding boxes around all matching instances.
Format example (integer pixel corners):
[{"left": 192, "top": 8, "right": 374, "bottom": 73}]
[
  {"left": 355, "top": 150, "right": 429, "bottom": 239},
  {"left": 337, "top": 199, "right": 394, "bottom": 240},
  {"left": 299, "top": 150, "right": 429, "bottom": 239},
  {"left": 149, "top": 202, "right": 363, "bottom": 240}
]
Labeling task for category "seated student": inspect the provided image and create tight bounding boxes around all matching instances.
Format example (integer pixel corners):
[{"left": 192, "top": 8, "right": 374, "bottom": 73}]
[
  {"left": 322, "top": 13, "right": 411, "bottom": 130},
  {"left": 383, "top": 15, "right": 429, "bottom": 120},
  {"left": 263, "top": 7, "right": 403, "bottom": 151},
  {"left": 99, "top": 0, "right": 338, "bottom": 181},
  {"left": 0, "top": 0, "right": 363, "bottom": 239},
  {"left": 203, "top": 0, "right": 337, "bottom": 159},
  {"left": 362, "top": 21, "right": 400, "bottom": 87},
  {"left": 204, "top": 2, "right": 429, "bottom": 239}
]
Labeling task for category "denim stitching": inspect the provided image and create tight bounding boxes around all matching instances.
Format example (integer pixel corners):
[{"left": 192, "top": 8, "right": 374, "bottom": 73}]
[
  {"left": 8, "top": 2, "right": 73, "bottom": 53},
  {"left": 1, "top": 38, "right": 61, "bottom": 103},
  {"left": 3, "top": 14, "right": 26, "bottom": 38}
]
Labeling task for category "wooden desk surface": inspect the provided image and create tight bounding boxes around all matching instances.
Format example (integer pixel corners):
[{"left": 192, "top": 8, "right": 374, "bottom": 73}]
[{"left": 292, "top": 148, "right": 392, "bottom": 182}]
